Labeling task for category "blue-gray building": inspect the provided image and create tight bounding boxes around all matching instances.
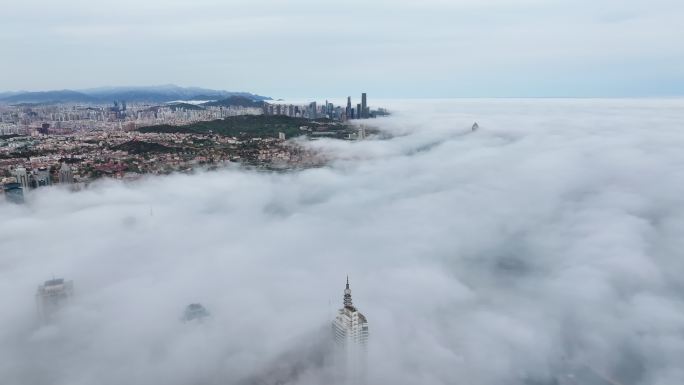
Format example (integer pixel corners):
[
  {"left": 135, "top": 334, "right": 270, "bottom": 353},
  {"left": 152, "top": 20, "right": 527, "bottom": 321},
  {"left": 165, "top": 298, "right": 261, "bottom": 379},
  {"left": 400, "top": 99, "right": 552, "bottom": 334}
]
[
  {"left": 361, "top": 93, "right": 367, "bottom": 118},
  {"left": 3, "top": 183, "right": 24, "bottom": 204}
]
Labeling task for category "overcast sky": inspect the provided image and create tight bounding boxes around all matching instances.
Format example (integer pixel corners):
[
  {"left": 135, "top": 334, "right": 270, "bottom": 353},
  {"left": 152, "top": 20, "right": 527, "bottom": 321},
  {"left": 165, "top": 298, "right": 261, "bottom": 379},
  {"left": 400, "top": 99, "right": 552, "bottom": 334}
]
[
  {"left": 1, "top": 0, "right": 683, "bottom": 97},
  {"left": 2, "top": 99, "right": 684, "bottom": 384}
]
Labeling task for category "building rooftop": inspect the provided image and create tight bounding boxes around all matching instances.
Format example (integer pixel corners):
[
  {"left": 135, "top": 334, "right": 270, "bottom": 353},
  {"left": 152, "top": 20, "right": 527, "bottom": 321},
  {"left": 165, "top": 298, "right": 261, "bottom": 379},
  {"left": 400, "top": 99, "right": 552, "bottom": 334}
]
[
  {"left": 44, "top": 278, "right": 64, "bottom": 286},
  {"left": 183, "top": 303, "right": 210, "bottom": 321}
]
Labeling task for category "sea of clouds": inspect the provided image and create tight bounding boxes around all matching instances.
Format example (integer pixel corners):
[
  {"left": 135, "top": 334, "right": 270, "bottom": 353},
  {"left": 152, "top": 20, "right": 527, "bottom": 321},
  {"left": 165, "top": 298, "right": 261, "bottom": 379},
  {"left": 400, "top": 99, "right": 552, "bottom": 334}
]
[{"left": 1, "top": 99, "right": 684, "bottom": 385}]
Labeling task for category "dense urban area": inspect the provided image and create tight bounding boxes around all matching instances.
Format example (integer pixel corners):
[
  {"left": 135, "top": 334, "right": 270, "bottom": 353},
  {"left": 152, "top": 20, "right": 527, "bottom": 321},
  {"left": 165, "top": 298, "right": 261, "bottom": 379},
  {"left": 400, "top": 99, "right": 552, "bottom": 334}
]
[{"left": 0, "top": 89, "right": 388, "bottom": 203}]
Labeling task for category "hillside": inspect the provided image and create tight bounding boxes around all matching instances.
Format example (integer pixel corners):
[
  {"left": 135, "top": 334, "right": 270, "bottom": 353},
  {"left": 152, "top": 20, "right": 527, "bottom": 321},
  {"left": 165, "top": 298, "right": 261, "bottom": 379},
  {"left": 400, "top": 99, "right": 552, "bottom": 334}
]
[
  {"left": 201, "top": 96, "right": 264, "bottom": 108},
  {"left": 112, "top": 140, "right": 177, "bottom": 154},
  {"left": 166, "top": 102, "right": 205, "bottom": 111},
  {"left": 137, "top": 115, "right": 350, "bottom": 139}
]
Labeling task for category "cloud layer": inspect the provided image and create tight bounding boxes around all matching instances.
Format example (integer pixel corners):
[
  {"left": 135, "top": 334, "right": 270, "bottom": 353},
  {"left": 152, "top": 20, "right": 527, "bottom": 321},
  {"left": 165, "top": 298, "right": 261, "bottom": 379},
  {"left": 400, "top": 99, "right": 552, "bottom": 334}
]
[{"left": 1, "top": 99, "right": 684, "bottom": 385}]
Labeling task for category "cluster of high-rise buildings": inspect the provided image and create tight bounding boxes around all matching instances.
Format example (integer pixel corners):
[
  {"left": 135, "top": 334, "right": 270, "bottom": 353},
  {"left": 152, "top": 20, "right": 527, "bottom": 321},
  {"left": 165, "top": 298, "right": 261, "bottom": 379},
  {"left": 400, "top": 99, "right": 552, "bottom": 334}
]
[
  {"left": 31, "top": 275, "right": 369, "bottom": 382},
  {"left": 2, "top": 163, "right": 74, "bottom": 203},
  {"left": 263, "top": 93, "right": 388, "bottom": 122}
]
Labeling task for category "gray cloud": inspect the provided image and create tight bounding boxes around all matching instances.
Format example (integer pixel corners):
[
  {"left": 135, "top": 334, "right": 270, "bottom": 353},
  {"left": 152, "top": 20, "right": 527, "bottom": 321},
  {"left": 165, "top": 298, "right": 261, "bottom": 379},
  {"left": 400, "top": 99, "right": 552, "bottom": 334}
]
[{"left": 2, "top": 99, "right": 684, "bottom": 385}]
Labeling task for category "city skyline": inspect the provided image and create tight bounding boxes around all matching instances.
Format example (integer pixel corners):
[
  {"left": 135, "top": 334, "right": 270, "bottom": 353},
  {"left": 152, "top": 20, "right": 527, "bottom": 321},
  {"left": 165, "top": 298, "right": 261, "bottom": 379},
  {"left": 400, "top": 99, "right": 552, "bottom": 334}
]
[
  {"left": 2, "top": 0, "right": 683, "bottom": 98},
  {"left": 0, "top": 92, "right": 380, "bottom": 199}
]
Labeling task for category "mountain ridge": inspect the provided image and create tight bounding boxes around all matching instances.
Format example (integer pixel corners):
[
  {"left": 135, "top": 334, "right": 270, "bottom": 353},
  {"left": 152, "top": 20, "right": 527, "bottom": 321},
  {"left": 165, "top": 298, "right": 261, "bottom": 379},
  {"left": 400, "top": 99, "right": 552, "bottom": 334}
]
[{"left": 0, "top": 85, "right": 271, "bottom": 104}]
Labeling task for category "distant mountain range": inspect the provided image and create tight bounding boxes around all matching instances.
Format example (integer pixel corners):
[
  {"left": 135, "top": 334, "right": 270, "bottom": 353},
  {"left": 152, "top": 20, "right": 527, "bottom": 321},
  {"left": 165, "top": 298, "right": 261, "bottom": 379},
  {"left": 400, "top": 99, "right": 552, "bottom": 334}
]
[{"left": 0, "top": 85, "right": 271, "bottom": 104}]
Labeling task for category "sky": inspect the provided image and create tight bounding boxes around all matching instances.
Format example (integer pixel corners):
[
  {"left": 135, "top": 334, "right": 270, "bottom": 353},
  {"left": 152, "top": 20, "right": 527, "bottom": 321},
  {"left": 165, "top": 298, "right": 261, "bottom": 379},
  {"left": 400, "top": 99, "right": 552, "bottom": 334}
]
[
  {"left": 2, "top": 99, "right": 684, "bottom": 385},
  {"left": 1, "top": 0, "right": 684, "bottom": 97}
]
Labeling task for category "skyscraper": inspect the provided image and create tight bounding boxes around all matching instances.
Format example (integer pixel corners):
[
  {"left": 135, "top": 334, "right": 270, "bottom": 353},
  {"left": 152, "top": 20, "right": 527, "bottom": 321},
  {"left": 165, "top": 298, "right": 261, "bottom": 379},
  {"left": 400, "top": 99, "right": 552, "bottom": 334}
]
[
  {"left": 35, "top": 167, "right": 51, "bottom": 187},
  {"left": 346, "top": 97, "right": 352, "bottom": 120},
  {"left": 356, "top": 104, "right": 362, "bottom": 120},
  {"left": 309, "top": 101, "right": 317, "bottom": 119},
  {"left": 59, "top": 163, "right": 74, "bottom": 184},
  {"left": 13, "top": 167, "right": 30, "bottom": 191},
  {"left": 182, "top": 303, "right": 210, "bottom": 322},
  {"left": 361, "top": 93, "right": 367, "bottom": 119},
  {"left": 332, "top": 277, "right": 369, "bottom": 384},
  {"left": 36, "top": 278, "right": 74, "bottom": 321},
  {"left": 2, "top": 183, "right": 24, "bottom": 204}
]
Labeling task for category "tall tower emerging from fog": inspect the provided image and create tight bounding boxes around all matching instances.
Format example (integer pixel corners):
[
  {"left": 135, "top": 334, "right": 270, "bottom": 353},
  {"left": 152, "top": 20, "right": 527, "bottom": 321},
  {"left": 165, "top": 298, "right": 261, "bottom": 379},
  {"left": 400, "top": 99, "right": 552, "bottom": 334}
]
[
  {"left": 332, "top": 277, "right": 369, "bottom": 384},
  {"left": 13, "top": 167, "right": 30, "bottom": 191},
  {"left": 36, "top": 278, "right": 74, "bottom": 321},
  {"left": 346, "top": 97, "right": 352, "bottom": 120},
  {"left": 3, "top": 183, "right": 24, "bottom": 204},
  {"left": 59, "top": 163, "right": 74, "bottom": 184}
]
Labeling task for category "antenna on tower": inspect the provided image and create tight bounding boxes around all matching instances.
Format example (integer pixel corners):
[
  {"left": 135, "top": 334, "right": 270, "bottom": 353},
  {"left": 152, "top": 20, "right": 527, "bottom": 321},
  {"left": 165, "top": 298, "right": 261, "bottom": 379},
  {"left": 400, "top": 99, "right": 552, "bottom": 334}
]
[{"left": 344, "top": 276, "right": 353, "bottom": 308}]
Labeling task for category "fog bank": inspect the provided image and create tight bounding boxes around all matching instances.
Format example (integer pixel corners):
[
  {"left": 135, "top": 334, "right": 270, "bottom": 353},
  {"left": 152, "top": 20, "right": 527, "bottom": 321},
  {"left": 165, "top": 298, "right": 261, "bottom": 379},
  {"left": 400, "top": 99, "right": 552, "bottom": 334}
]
[{"left": 2, "top": 99, "right": 684, "bottom": 385}]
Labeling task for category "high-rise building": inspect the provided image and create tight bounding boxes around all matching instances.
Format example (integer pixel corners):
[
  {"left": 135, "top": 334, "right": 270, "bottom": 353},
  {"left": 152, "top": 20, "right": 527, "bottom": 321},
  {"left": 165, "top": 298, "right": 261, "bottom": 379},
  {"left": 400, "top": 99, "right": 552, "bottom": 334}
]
[
  {"left": 332, "top": 277, "right": 369, "bottom": 384},
  {"left": 361, "top": 93, "right": 367, "bottom": 119},
  {"left": 309, "top": 102, "right": 317, "bottom": 119},
  {"left": 346, "top": 97, "right": 352, "bottom": 120},
  {"left": 38, "top": 123, "right": 50, "bottom": 135},
  {"left": 13, "top": 167, "right": 30, "bottom": 191},
  {"left": 2, "top": 183, "right": 24, "bottom": 204},
  {"left": 59, "top": 163, "right": 74, "bottom": 184},
  {"left": 356, "top": 104, "right": 362, "bottom": 120},
  {"left": 35, "top": 167, "right": 51, "bottom": 187},
  {"left": 182, "top": 303, "right": 210, "bottom": 322},
  {"left": 36, "top": 278, "right": 74, "bottom": 321}
]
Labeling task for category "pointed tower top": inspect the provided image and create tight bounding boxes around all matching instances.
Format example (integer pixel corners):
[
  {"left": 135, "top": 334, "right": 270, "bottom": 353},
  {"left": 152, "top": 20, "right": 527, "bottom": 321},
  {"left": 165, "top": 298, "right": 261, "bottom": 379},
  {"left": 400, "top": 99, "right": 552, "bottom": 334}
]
[{"left": 343, "top": 276, "right": 353, "bottom": 308}]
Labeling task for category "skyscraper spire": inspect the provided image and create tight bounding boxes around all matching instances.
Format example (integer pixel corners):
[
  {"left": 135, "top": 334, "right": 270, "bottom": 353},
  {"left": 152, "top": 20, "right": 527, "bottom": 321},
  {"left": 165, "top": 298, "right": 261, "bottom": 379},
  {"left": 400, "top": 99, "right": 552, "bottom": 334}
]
[{"left": 344, "top": 276, "right": 353, "bottom": 308}]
